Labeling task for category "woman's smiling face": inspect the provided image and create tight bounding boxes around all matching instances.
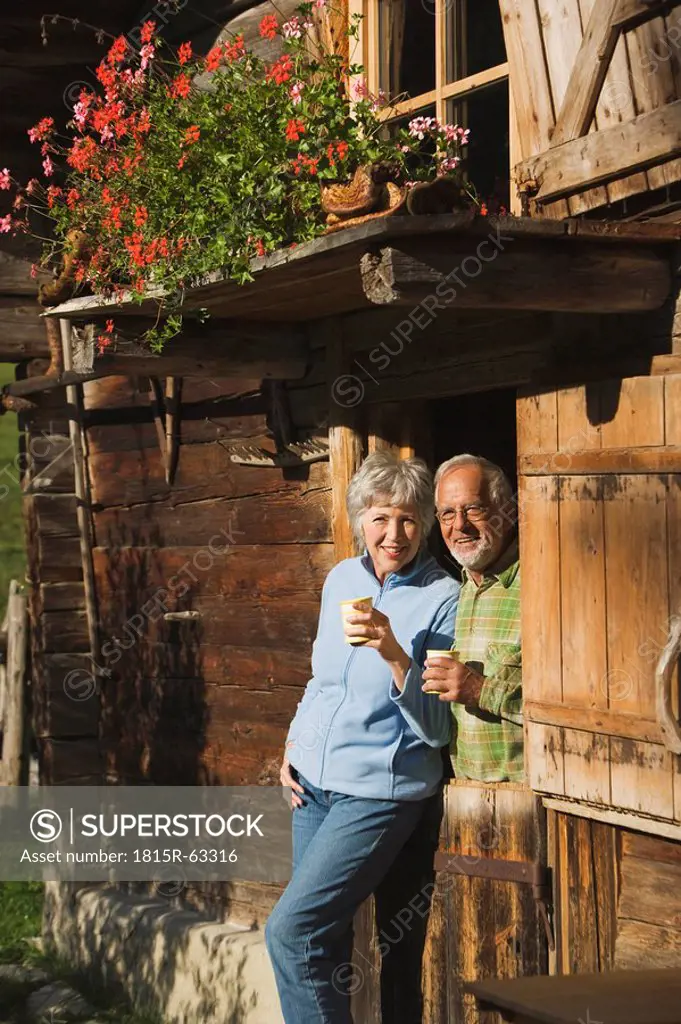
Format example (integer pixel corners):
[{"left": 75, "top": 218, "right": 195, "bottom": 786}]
[{"left": 361, "top": 498, "right": 422, "bottom": 582}]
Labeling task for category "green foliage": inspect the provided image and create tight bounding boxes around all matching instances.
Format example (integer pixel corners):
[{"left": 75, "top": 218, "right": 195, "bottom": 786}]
[
  {"left": 0, "top": 883, "right": 43, "bottom": 965},
  {"left": 7, "top": 2, "right": 474, "bottom": 352}
]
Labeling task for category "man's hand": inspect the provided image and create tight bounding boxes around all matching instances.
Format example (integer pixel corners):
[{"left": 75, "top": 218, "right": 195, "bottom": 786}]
[
  {"left": 280, "top": 744, "right": 305, "bottom": 809},
  {"left": 422, "top": 656, "right": 484, "bottom": 706}
]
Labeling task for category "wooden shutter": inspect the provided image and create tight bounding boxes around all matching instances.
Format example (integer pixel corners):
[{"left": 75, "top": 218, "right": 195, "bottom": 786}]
[
  {"left": 499, "top": 0, "right": 681, "bottom": 218},
  {"left": 518, "top": 373, "right": 681, "bottom": 830}
]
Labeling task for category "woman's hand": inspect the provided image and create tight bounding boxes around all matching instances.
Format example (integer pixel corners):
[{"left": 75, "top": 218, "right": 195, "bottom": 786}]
[
  {"left": 345, "top": 606, "right": 411, "bottom": 690},
  {"left": 280, "top": 744, "right": 304, "bottom": 809}
]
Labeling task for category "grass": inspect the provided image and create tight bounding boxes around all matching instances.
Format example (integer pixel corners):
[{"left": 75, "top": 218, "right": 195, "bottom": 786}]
[
  {"left": 0, "top": 364, "right": 26, "bottom": 621},
  {"left": 0, "top": 884, "right": 163, "bottom": 1022}
]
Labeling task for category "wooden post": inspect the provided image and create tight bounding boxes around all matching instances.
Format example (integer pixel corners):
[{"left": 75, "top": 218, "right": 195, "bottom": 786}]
[
  {"left": 59, "top": 321, "right": 102, "bottom": 700},
  {"left": 324, "top": 321, "right": 364, "bottom": 562},
  {"left": 1, "top": 580, "right": 27, "bottom": 786}
]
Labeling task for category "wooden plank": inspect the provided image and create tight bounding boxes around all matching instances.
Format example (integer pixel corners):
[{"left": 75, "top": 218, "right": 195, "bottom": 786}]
[
  {"left": 522, "top": 100, "right": 681, "bottom": 203},
  {"left": 34, "top": 686, "right": 100, "bottom": 739},
  {"left": 518, "top": 475, "right": 562, "bottom": 703},
  {"left": 599, "top": 376, "right": 665, "bottom": 448},
  {"left": 626, "top": 16, "right": 681, "bottom": 191},
  {"left": 88, "top": 442, "right": 330, "bottom": 508},
  {"left": 565, "top": 816, "right": 600, "bottom": 972},
  {"left": 102, "top": 642, "right": 312, "bottom": 687},
  {"left": 468, "top": 967, "right": 681, "bottom": 1024},
  {"left": 664, "top": 375, "right": 681, "bottom": 443},
  {"left": 93, "top": 491, "right": 332, "bottom": 548},
  {"left": 619, "top": 851, "right": 681, "bottom": 927},
  {"left": 40, "top": 583, "right": 85, "bottom": 612},
  {"left": 615, "top": 919, "right": 681, "bottom": 969},
  {"left": 549, "top": 0, "right": 622, "bottom": 147},
  {"left": 591, "top": 821, "right": 618, "bottom": 972},
  {"left": 98, "top": 595, "right": 321, "bottom": 651},
  {"left": 525, "top": 700, "right": 662, "bottom": 744},
  {"left": 92, "top": 545, "right": 333, "bottom": 602},
  {"left": 526, "top": 723, "right": 564, "bottom": 795},
  {"left": 1, "top": 582, "right": 27, "bottom": 785},
  {"left": 604, "top": 474, "right": 669, "bottom": 718},
  {"left": 516, "top": 390, "right": 558, "bottom": 456},
  {"left": 615, "top": 0, "right": 681, "bottom": 30},
  {"left": 498, "top": 0, "right": 557, "bottom": 159},
  {"left": 556, "top": 385, "right": 601, "bottom": 452},
  {"left": 543, "top": 797, "right": 681, "bottom": 840},
  {"left": 622, "top": 830, "right": 681, "bottom": 865},
  {"left": 0, "top": 304, "right": 51, "bottom": 360},
  {"left": 34, "top": 494, "right": 78, "bottom": 537},
  {"left": 558, "top": 475, "right": 608, "bottom": 712},
  {"left": 41, "top": 610, "right": 89, "bottom": 653},
  {"left": 610, "top": 737, "right": 675, "bottom": 818},
  {"left": 40, "top": 737, "right": 102, "bottom": 784},
  {"left": 562, "top": 728, "right": 611, "bottom": 803},
  {"left": 521, "top": 448, "right": 681, "bottom": 473}
]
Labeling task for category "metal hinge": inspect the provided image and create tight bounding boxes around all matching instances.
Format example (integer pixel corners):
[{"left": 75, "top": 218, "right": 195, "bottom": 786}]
[{"left": 434, "top": 852, "right": 555, "bottom": 951}]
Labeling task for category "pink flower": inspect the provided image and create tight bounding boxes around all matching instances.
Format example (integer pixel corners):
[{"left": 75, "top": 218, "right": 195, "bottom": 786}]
[
  {"left": 0, "top": 215, "right": 12, "bottom": 234},
  {"left": 290, "top": 81, "right": 305, "bottom": 104},
  {"left": 140, "top": 44, "right": 155, "bottom": 70},
  {"left": 42, "top": 155, "right": 55, "bottom": 177},
  {"left": 282, "top": 16, "right": 302, "bottom": 38},
  {"left": 0, "top": 168, "right": 10, "bottom": 190},
  {"left": 26, "top": 179, "right": 39, "bottom": 195},
  {"left": 438, "top": 156, "right": 460, "bottom": 175},
  {"left": 408, "top": 116, "right": 440, "bottom": 139},
  {"left": 351, "top": 78, "right": 369, "bottom": 100},
  {"left": 314, "top": 0, "right": 327, "bottom": 6},
  {"left": 30, "top": 264, "right": 38, "bottom": 279}
]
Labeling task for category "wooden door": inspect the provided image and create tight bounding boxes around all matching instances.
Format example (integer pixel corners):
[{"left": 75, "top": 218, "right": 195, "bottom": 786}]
[{"left": 519, "top": 373, "right": 681, "bottom": 833}]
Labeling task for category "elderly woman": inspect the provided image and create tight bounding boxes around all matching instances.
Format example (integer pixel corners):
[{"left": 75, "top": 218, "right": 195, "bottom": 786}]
[{"left": 265, "top": 452, "right": 459, "bottom": 1024}]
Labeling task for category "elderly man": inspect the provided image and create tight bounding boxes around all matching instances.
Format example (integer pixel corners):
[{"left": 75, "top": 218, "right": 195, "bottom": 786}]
[{"left": 423, "top": 454, "right": 523, "bottom": 781}]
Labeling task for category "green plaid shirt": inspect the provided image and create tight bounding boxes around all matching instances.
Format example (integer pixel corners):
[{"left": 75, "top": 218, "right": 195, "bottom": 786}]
[{"left": 450, "top": 546, "right": 523, "bottom": 781}]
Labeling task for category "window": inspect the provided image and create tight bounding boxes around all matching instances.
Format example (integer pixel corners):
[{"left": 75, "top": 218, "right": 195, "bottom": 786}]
[{"left": 362, "top": 0, "right": 510, "bottom": 208}]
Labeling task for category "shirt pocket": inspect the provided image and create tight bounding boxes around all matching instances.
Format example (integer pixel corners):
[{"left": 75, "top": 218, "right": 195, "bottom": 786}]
[{"left": 485, "top": 641, "right": 522, "bottom": 669}]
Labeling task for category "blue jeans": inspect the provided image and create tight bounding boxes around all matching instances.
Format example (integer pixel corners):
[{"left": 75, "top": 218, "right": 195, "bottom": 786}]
[{"left": 265, "top": 774, "right": 427, "bottom": 1024}]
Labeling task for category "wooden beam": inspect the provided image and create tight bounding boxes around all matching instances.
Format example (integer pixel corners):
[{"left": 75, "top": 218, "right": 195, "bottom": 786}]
[
  {"left": 0, "top": 305, "right": 51, "bottom": 359},
  {"left": 520, "top": 447, "right": 681, "bottom": 474},
  {"left": 550, "top": 0, "right": 622, "bottom": 148},
  {"left": 0, "top": 252, "right": 46, "bottom": 296},
  {"left": 359, "top": 240, "right": 671, "bottom": 313},
  {"left": 615, "top": 0, "right": 681, "bottom": 30},
  {"left": 324, "top": 320, "right": 363, "bottom": 562},
  {"left": 67, "top": 321, "right": 309, "bottom": 379},
  {"left": 522, "top": 99, "right": 681, "bottom": 202}
]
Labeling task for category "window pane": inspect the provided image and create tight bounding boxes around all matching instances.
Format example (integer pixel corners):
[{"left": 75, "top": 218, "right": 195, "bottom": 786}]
[
  {"left": 378, "top": 0, "right": 436, "bottom": 99},
  {"left": 447, "top": 0, "right": 507, "bottom": 82},
  {"left": 448, "top": 80, "right": 509, "bottom": 210}
]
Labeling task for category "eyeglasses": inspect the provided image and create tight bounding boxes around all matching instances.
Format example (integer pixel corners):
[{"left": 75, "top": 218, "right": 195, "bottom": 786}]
[{"left": 435, "top": 504, "right": 489, "bottom": 526}]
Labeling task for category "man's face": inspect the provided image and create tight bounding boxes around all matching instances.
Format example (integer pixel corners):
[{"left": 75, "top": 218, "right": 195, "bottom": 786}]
[{"left": 436, "top": 465, "right": 509, "bottom": 573}]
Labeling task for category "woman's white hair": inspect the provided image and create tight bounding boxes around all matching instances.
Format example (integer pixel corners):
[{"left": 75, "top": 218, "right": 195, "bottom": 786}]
[
  {"left": 434, "top": 453, "right": 515, "bottom": 509},
  {"left": 346, "top": 451, "right": 435, "bottom": 548}
]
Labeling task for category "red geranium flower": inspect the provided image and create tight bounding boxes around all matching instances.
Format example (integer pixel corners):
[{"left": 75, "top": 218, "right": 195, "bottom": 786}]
[
  {"left": 178, "top": 42, "right": 193, "bottom": 65},
  {"left": 285, "top": 118, "right": 305, "bottom": 142},
  {"left": 259, "top": 14, "right": 278, "bottom": 39}
]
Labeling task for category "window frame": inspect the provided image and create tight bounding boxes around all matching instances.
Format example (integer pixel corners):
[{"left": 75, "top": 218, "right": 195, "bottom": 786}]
[{"left": 352, "top": 0, "right": 518, "bottom": 211}]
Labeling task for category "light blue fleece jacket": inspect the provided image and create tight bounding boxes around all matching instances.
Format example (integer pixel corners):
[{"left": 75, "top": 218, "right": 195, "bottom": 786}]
[{"left": 286, "top": 549, "right": 460, "bottom": 801}]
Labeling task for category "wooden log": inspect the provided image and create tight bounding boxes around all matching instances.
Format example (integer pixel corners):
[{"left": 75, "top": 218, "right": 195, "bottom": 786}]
[
  {"left": 359, "top": 240, "right": 671, "bottom": 313},
  {"left": 40, "top": 583, "right": 86, "bottom": 611},
  {"left": 66, "top": 320, "right": 309, "bottom": 380},
  {"left": 521, "top": 100, "right": 681, "bottom": 204},
  {"left": 88, "top": 440, "right": 329, "bottom": 508},
  {"left": 103, "top": 641, "right": 312, "bottom": 687},
  {"left": 1, "top": 581, "right": 27, "bottom": 785},
  {"left": 92, "top": 544, "right": 333, "bottom": 601},
  {"left": 41, "top": 737, "right": 102, "bottom": 784},
  {"left": 615, "top": 919, "right": 681, "bottom": 969},
  {"left": 93, "top": 490, "right": 331, "bottom": 548},
  {"left": 0, "top": 252, "right": 47, "bottom": 296},
  {"left": 0, "top": 305, "right": 51, "bottom": 360},
  {"left": 41, "top": 610, "right": 89, "bottom": 653}
]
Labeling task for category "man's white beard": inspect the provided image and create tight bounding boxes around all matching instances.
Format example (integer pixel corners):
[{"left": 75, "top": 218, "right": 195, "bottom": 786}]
[{"left": 449, "top": 534, "right": 496, "bottom": 572}]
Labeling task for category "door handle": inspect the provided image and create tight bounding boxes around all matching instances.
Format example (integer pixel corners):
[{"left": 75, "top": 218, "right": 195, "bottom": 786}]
[{"left": 655, "top": 615, "right": 681, "bottom": 754}]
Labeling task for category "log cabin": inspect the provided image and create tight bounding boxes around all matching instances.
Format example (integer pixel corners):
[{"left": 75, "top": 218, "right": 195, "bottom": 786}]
[{"left": 2, "top": 1, "right": 681, "bottom": 1021}]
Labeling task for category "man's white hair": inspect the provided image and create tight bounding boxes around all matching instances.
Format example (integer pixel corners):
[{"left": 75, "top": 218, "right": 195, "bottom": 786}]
[{"left": 434, "top": 453, "right": 515, "bottom": 510}]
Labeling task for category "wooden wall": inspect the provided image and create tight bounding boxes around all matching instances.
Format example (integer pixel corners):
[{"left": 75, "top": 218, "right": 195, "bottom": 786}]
[
  {"left": 550, "top": 811, "right": 681, "bottom": 973},
  {"left": 80, "top": 370, "right": 332, "bottom": 786},
  {"left": 21, "top": 364, "right": 102, "bottom": 783}
]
